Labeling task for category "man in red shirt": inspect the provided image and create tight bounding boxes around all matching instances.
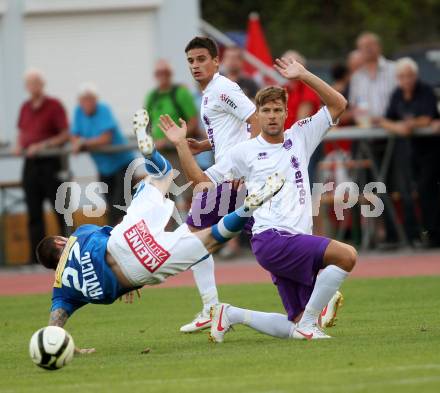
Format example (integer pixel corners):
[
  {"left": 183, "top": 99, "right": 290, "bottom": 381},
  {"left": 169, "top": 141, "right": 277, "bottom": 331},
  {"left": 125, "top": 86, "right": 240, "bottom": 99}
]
[{"left": 15, "top": 69, "right": 69, "bottom": 263}]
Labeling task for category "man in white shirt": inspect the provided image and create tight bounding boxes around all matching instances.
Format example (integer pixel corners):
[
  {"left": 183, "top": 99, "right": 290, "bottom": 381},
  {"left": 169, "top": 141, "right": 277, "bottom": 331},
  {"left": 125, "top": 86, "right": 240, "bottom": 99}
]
[
  {"left": 180, "top": 37, "right": 260, "bottom": 333},
  {"left": 349, "top": 32, "right": 396, "bottom": 118},
  {"left": 350, "top": 32, "right": 402, "bottom": 247},
  {"left": 159, "top": 57, "right": 356, "bottom": 341}
]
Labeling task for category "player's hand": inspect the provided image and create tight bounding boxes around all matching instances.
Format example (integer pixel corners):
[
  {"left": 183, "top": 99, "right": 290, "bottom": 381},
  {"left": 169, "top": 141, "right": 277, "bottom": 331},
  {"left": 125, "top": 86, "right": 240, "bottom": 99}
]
[
  {"left": 274, "top": 57, "right": 307, "bottom": 80},
  {"left": 158, "top": 115, "right": 188, "bottom": 145},
  {"left": 119, "top": 289, "right": 141, "bottom": 304},
  {"left": 230, "top": 178, "right": 245, "bottom": 191},
  {"left": 75, "top": 347, "right": 96, "bottom": 355},
  {"left": 187, "top": 138, "right": 205, "bottom": 155}
]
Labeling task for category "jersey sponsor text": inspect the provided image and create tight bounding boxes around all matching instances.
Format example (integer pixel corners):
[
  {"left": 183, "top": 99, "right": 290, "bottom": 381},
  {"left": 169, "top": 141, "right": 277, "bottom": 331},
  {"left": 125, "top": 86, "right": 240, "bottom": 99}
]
[{"left": 124, "top": 220, "right": 170, "bottom": 273}]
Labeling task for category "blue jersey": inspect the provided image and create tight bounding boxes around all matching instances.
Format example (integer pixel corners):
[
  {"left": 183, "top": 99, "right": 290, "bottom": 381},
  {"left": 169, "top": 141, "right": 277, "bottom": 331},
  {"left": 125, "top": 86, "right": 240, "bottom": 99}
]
[{"left": 51, "top": 225, "right": 129, "bottom": 316}]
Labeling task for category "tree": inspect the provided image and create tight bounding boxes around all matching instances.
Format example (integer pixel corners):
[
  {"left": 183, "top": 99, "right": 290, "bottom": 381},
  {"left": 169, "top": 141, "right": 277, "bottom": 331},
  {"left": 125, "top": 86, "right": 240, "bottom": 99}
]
[{"left": 201, "top": 0, "right": 440, "bottom": 59}]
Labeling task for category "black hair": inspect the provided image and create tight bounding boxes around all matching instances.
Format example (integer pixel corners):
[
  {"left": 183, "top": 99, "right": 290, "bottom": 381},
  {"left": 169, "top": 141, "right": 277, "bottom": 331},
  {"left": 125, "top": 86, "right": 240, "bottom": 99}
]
[
  {"left": 331, "top": 63, "right": 348, "bottom": 82},
  {"left": 185, "top": 36, "right": 219, "bottom": 58},
  {"left": 36, "top": 236, "right": 61, "bottom": 270}
]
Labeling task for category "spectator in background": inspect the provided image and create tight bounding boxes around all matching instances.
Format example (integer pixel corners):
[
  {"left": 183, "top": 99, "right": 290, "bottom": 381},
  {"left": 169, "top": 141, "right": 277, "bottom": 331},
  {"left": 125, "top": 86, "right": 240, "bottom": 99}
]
[
  {"left": 349, "top": 32, "right": 399, "bottom": 247},
  {"left": 144, "top": 59, "right": 198, "bottom": 149},
  {"left": 349, "top": 32, "right": 396, "bottom": 122},
  {"left": 221, "top": 46, "right": 260, "bottom": 100},
  {"left": 330, "top": 50, "right": 365, "bottom": 128},
  {"left": 15, "top": 69, "right": 69, "bottom": 263},
  {"left": 71, "top": 83, "right": 135, "bottom": 226},
  {"left": 332, "top": 50, "right": 364, "bottom": 100},
  {"left": 347, "top": 50, "right": 365, "bottom": 79},
  {"left": 378, "top": 57, "right": 440, "bottom": 247},
  {"left": 331, "top": 63, "right": 350, "bottom": 97}
]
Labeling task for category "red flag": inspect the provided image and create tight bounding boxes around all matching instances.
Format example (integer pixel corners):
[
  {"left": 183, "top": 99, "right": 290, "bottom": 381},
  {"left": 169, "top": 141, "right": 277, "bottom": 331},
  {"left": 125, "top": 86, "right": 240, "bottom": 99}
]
[{"left": 244, "top": 12, "right": 273, "bottom": 77}]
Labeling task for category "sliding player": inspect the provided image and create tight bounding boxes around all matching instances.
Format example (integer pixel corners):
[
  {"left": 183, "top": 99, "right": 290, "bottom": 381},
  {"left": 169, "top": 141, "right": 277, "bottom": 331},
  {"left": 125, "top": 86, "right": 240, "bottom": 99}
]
[
  {"left": 36, "top": 110, "right": 283, "bottom": 351},
  {"left": 159, "top": 58, "right": 356, "bottom": 340}
]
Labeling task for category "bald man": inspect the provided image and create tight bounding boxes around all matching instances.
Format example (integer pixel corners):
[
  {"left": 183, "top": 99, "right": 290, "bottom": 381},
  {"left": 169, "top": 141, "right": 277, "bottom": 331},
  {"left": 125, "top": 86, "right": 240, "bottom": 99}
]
[
  {"left": 144, "top": 59, "right": 198, "bottom": 150},
  {"left": 349, "top": 32, "right": 396, "bottom": 118},
  {"left": 15, "top": 69, "right": 70, "bottom": 263},
  {"left": 348, "top": 32, "right": 400, "bottom": 247}
]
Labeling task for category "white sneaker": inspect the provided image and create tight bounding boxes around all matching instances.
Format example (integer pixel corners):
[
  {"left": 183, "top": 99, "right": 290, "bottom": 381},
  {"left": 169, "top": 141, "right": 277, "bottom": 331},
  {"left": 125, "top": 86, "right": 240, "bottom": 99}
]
[
  {"left": 244, "top": 172, "right": 285, "bottom": 211},
  {"left": 209, "top": 303, "right": 231, "bottom": 343},
  {"left": 179, "top": 312, "right": 211, "bottom": 333},
  {"left": 291, "top": 324, "right": 331, "bottom": 340},
  {"left": 320, "top": 291, "right": 344, "bottom": 328},
  {"left": 133, "top": 109, "right": 154, "bottom": 156}
]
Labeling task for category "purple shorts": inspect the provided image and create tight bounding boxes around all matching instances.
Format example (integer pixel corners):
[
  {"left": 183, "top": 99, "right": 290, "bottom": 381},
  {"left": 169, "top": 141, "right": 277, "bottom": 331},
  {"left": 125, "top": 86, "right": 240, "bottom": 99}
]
[
  {"left": 251, "top": 229, "right": 331, "bottom": 321},
  {"left": 186, "top": 182, "right": 248, "bottom": 229}
]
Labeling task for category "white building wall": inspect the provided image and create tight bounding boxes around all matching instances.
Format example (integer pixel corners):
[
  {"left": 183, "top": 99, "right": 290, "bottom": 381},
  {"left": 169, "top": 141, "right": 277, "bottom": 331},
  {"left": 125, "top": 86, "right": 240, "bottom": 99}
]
[
  {"left": 23, "top": 9, "right": 156, "bottom": 131},
  {"left": 0, "top": 0, "right": 200, "bottom": 183}
]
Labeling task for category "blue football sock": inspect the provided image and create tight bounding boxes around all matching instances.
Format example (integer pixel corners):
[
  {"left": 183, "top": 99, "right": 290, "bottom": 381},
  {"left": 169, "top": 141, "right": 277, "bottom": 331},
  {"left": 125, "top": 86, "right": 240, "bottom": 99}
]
[
  {"left": 145, "top": 149, "right": 172, "bottom": 178},
  {"left": 211, "top": 206, "right": 251, "bottom": 243}
]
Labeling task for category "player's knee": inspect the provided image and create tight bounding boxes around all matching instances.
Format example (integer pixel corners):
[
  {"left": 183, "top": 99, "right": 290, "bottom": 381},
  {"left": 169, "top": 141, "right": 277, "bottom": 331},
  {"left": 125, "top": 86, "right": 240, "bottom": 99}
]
[{"left": 341, "top": 245, "right": 357, "bottom": 272}]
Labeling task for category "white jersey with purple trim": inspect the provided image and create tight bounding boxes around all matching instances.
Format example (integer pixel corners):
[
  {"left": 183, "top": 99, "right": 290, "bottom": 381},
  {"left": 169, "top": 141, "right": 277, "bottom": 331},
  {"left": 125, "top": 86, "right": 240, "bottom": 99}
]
[
  {"left": 107, "top": 181, "right": 209, "bottom": 286},
  {"left": 201, "top": 72, "right": 256, "bottom": 163},
  {"left": 205, "top": 106, "right": 335, "bottom": 235}
]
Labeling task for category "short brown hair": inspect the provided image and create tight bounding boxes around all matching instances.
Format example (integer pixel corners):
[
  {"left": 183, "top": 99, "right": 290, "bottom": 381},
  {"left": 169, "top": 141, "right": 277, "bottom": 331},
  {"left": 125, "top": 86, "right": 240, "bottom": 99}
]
[
  {"left": 36, "top": 236, "right": 61, "bottom": 270},
  {"left": 185, "top": 36, "right": 219, "bottom": 58},
  {"left": 255, "top": 86, "right": 287, "bottom": 109}
]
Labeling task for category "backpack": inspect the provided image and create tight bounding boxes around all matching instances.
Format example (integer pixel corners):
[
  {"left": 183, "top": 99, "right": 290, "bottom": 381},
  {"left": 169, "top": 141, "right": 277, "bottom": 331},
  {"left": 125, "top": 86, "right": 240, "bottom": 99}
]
[{"left": 147, "top": 85, "right": 186, "bottom": 120}]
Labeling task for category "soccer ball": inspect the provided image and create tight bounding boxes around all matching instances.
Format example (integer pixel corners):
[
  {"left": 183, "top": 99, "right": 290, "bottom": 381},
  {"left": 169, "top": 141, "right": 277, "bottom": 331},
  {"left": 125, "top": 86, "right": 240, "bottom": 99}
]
[{"left": 29, "top": 326, "right": 75, "bottom": 370}]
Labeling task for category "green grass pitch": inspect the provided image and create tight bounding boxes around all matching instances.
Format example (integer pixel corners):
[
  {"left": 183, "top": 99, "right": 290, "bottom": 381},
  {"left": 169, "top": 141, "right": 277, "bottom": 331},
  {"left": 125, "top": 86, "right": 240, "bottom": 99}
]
[{"left": 1, "top": 276, "right": 440, "bottom": 393}]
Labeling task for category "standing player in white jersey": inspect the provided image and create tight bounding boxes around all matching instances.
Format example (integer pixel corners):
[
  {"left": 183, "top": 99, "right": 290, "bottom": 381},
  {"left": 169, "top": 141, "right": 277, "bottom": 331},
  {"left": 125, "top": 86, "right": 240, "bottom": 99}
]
[
  {"left": 159, "top": 57, "right": 356, "bottom": 340},
  {"left": 179, "top": 37, "right": 260, "bottom": 333}
]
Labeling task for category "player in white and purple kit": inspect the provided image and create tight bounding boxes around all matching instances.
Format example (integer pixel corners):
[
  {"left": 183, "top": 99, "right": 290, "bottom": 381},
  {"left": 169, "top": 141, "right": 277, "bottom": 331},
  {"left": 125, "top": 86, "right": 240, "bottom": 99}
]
[
  {"left": 159, "top": 58, "right": 357, "bottom": 340},
  {"left": 36, "top": 109, "right": 283, "bottom": 352},
  {"left": 180, "top": 37, "right": 260, "bottom": 332}
]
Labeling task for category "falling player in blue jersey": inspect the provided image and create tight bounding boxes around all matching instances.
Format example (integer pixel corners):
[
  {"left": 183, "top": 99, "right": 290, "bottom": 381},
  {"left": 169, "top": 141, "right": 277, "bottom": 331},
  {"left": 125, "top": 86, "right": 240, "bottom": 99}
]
[{"left": 36, "top": 109, "right": 284, "bottom": 353}]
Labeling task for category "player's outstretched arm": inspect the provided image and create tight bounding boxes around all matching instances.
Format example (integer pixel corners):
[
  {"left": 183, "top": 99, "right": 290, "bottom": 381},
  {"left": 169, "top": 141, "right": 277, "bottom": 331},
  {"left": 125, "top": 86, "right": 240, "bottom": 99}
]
[
  {"left": 159, "top": 115, "right": 214, "bottom": 188},
  {"left": 49, "top": 308, "right": 69, "bottom": 328},
  {"left": 274, "top": 58, "right": 347, "bottom": 122},
  {"left": 48, "top": 308, "right": 96, "bottom": 355}
]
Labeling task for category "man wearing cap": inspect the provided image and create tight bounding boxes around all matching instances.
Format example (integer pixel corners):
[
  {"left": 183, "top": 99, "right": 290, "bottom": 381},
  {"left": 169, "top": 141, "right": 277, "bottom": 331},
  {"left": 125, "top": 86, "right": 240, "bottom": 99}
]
[
  {"left": 15, "top": 68, "right": 70, "bottom": 263},
  {"left": 71, "top": 83, "right": 135, "bottom": 226}
]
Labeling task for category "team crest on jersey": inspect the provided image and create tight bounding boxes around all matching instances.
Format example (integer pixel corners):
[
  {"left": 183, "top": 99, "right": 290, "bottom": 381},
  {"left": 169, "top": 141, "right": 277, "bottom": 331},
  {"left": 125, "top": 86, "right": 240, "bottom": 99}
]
[
  {"left": 283, "top": 139, "right": 293, "bottom": 150},
  {"left": 297, "top": 117, "right": 312, "bottom": 127},
  {"left": 258, "top": 152, "right": 268, "bottom": 160},
  {"left": 220, "top": 93, "right": 238, "bottom": 109},
  {"left": 124, "top": 220, "right": 170, "bottom": 273}
]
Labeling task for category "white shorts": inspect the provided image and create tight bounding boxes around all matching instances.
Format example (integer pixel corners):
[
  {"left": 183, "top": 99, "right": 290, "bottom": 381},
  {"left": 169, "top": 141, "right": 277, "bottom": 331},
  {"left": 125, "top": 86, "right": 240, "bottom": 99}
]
[{"left": 107, "top": 181, "right": 209, "bottom": 286}]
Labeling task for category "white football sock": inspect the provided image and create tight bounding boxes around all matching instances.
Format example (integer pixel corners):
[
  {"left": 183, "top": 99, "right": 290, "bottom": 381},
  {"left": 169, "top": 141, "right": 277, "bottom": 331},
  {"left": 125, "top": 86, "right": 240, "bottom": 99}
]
[
  {"left": 191, "top": 254, "right": 218, "bottom": 315},
  {"left": 300, "top": 265, "right": 348, "bottom": 327},
  {"left": 227, "top": 306, "right": 295, "bottom": 339}
]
